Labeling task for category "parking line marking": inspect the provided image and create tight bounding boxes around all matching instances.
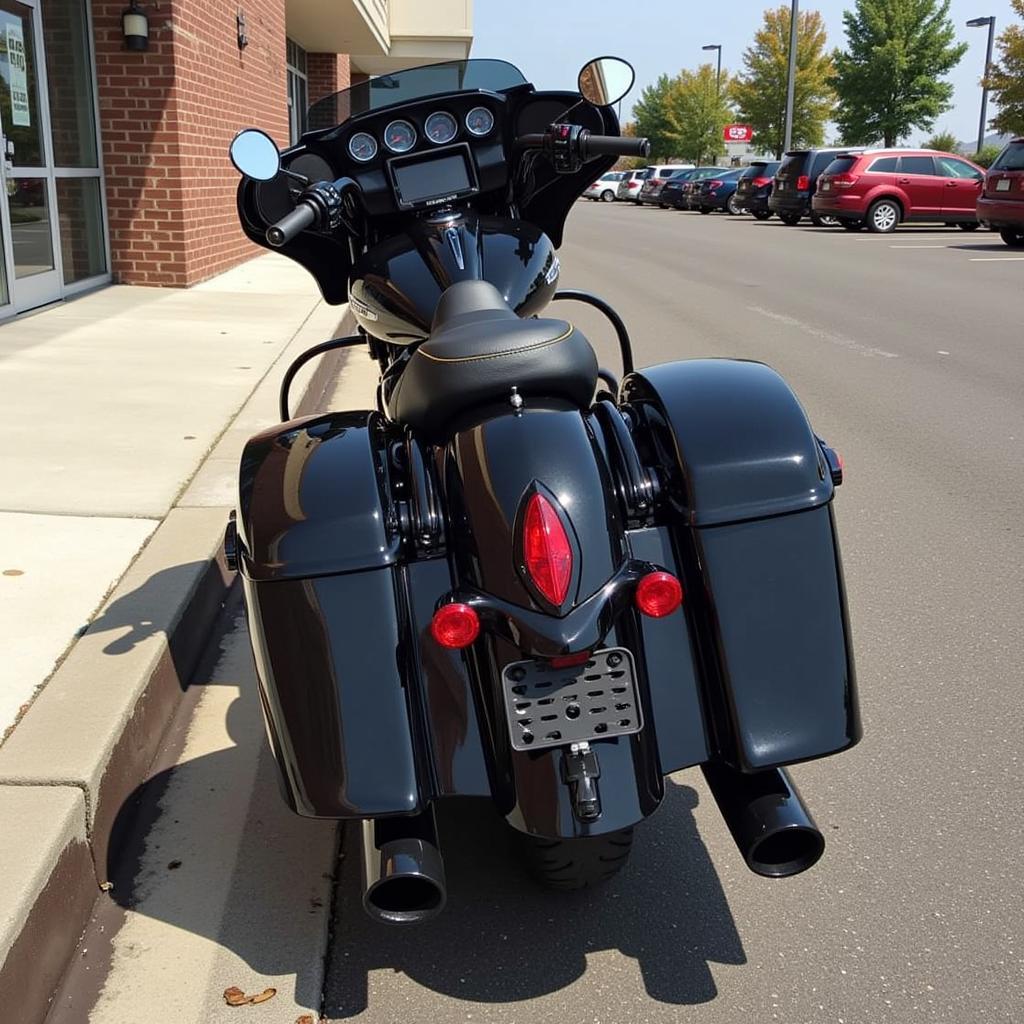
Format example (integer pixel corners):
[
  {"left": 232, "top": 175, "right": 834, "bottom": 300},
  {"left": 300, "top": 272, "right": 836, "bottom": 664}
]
[
  {"left": 889, "top": 244, "right": 950, "bottom": 249},
  {"left": 969, "top": 256, "right": 1024, "bottom": 261},
  {"left": 747, "top": 306, "right": 899, "bottom": 359}
]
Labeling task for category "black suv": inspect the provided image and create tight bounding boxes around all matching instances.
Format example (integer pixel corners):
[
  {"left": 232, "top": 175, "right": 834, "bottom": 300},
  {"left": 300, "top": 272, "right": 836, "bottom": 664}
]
[
  {"left": 770, "top": 148, "right": 857, "bottom": 226},
  {"left": 734, "top": 160, "right": 781, "bottom": 219}
]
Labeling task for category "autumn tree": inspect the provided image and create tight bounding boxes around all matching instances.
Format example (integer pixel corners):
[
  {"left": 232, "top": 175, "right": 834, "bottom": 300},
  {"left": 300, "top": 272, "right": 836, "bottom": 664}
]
[
  {"left": 632, "top": 74, "right": 676, "bottom": 159},
  {"left": 664, "top": 64, "right": 734, "bottom": 165},
  {"left": 987, "top": 0, "right": 1024, "bottom": 135},
  {"left": 832, "top": 0, "right": 968, "bottom": 146},
  {"left": 731, "top": 7, "right": 836, "bottom": 158}
]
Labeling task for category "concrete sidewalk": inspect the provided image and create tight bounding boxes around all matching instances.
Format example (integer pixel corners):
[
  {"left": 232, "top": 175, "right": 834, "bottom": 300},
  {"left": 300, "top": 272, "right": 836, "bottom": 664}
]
[{"left": 0, "top": 254, "right": 358, "bottom": 1022}]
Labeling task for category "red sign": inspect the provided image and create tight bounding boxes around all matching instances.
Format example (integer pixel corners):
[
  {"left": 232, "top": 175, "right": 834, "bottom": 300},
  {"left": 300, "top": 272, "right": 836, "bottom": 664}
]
[{"left": 723, "top": 124, "right": 754, "bottom": 143}]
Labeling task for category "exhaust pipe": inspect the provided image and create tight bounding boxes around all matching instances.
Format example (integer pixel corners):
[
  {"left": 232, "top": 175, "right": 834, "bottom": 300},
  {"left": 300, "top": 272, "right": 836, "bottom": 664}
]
[
  {"left": 701, "top": 763, "right": 825, "bottom": 878},
  {"left": 360, "top": 812, "right": 447, "bottom": 924}
]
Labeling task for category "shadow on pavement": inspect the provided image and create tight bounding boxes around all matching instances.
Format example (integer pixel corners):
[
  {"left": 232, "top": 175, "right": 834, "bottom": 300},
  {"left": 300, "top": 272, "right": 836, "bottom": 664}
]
[{"left": 326, "top": 780, "right": 745, "bottom": 1016}]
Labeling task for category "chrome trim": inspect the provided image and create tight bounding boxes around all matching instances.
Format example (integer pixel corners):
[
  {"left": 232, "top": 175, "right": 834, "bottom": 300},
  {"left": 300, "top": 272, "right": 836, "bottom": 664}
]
[
  {"left": 383, "top": 119, "right": 417, "bottom": 153},
  {"left": 424, "top": 111, "right": 458, "bottom": 145}
]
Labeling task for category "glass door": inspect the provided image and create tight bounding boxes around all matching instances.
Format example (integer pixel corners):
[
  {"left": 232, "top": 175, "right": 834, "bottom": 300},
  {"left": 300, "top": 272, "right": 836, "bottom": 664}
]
[{"left": 0, "top": 0, "right": 61, "bottom": 313}]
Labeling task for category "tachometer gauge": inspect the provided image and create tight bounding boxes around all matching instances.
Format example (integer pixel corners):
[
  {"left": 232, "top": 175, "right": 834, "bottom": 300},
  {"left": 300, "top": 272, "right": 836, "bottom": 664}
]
[
  {"left": 384, "top": 119, "right": 417, "bottom": 153},
  {"left": 465, "top": 106, "right": 494, "bottom": 137},
  {"left": 347, "top": 132, "right": 377, "bottom": 162},
  {"left": 425, "top": 111, "right": 458, "bottom": 145}
]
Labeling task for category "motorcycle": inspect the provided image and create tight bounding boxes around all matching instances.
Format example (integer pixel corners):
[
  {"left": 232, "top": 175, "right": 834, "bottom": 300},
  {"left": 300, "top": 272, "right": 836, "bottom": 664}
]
[{"left": 225, "top": 57, "right": 861, "bottom": 925}]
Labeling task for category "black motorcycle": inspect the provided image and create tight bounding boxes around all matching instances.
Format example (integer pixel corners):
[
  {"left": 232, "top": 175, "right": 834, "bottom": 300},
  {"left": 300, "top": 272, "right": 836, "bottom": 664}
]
[{"left": 226, "top": 57, "right": 860, "bottom": 925}]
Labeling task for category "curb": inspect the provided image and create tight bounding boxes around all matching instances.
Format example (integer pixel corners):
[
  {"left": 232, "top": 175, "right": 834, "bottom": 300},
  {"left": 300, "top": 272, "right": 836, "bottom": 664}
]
[{"left": 0, "top": 304, "right": 355, "bottom": 1024}]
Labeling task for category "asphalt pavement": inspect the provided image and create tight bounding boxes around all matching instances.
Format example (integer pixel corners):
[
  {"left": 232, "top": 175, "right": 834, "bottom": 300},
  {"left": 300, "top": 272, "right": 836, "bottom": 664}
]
[{"left": 50, "top": 203, "right": 1024, "bottom": 1023}]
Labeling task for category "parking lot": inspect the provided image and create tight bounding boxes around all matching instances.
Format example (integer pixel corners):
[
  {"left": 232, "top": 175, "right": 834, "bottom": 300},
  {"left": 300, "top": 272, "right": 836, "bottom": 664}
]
[{"left": 50, "top": 201, "right": 1023, "bottom": 1024}]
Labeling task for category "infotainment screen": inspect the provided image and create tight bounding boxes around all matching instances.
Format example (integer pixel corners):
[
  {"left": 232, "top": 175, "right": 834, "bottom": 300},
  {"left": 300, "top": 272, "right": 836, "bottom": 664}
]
[{"left": 392, "top": 152, "right": 472, "bottom": 206}]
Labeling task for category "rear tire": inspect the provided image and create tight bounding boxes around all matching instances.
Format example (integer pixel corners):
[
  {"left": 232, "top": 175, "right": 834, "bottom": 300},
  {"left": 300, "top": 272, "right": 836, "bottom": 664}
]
[
  {"left": 1000, "top": 228, "right": 1024, "bottom": 247},
  {"left": 779, "top": 212, "right": 801, "bottom": 225},
  {"left": 867, "top": 198, "right": 900, "bottom": 233},
  {"left": 727, "top": 194, "right": 743, "bottom": 215},
  {"left": 752, "top": 210, "right": 772, "bottom": 221},
  {"left": 957, "top": 222, "right": 979, "bottom": 231},
  {"left": 811, "top": 212, "right": 840, "bottom": 227},
  {"left": 600, "top": 189, "right": 615, "bottom": 203},
  {"left": 516, "top": 828, "right": 634, "bottom": 891}
]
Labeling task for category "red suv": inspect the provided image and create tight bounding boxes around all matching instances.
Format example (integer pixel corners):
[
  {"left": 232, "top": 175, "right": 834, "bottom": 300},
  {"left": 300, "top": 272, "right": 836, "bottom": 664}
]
[
  {"left": 976, "top": 138, "right": 1024, "bottom": 247},
  {"left": 812, "top": 149, "right": 984, "bottom": 233}
]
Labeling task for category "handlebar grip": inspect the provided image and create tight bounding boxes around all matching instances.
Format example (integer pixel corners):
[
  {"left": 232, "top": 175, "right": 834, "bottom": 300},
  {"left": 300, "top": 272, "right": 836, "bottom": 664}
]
[
  {"left": 582, "top": 134, "right": 652, "bottom": 159},
  {"left": 266, "top": 202, "right": 317, "bottom": 247}
]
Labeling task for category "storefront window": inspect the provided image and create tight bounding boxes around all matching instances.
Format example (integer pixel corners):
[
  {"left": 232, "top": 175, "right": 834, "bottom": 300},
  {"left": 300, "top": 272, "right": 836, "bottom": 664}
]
[
  {"left": 287, "top": 38, "right": 308, "bottom": 145},
  {"left": 56, "top": 176, "right": 104, "bottom": 284},
  {"left": 0, "top": 0, "right": 45, "bottom": 167},
  {"left": 43, "top": 0, "right": 98, "bottom": 168}
]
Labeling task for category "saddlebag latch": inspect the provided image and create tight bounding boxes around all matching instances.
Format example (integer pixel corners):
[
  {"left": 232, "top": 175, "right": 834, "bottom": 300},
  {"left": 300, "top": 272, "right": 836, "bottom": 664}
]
[{"left": 562, "top": 741, "right": 602, "bottom": 822}]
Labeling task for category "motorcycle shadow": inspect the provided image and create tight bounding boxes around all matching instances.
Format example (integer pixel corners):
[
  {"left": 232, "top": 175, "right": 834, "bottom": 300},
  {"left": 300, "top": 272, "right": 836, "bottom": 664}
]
[{"left": 327, "top": 779, "right": 746, "bottom": 1015}]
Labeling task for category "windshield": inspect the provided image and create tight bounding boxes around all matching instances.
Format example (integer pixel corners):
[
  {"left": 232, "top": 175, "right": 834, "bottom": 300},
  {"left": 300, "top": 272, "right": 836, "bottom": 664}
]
[
  {"left": 991, "top": 142, "right": 1024, "bottom": 171},
  {"left": 306, "top": 59, "right": 528, "bottom": 132}
]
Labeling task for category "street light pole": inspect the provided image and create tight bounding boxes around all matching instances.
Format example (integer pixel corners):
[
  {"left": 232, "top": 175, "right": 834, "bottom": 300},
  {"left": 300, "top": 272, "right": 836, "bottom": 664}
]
[
  {"left": 702, "top": 44, "right": 722, "bottom": 168},
  {"left": 967, "top": 17, "right": 996, "bottom": 155},
  {"left": 783, "top": 0, "right": 799, "bottom": 153}
]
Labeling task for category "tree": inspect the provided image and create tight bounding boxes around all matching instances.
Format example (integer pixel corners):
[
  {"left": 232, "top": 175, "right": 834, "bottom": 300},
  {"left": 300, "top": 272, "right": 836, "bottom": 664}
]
[
  {"left": 832, "top": 0, "right": 968, "bottom": 147},
  {"left": 631, "top": 74, "right": 676, "bottom": 160},
  {"left": 924, "top": 129, "right": 959, "bottom": 151},
  {"left": 987, "top": 0, "right": 1024, "bottom": 136},
  {"left": 731, "top": 7, "right": 836, "bottom": 158},
  {"left": 663, "top": 64, "right": 734, "bottom": 165}
]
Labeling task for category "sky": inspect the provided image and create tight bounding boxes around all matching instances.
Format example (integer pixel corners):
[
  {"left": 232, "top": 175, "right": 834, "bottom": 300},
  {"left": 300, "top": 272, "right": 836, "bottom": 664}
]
[{"left": 469, "top": 0, "right": 1018, "bottom": 146}]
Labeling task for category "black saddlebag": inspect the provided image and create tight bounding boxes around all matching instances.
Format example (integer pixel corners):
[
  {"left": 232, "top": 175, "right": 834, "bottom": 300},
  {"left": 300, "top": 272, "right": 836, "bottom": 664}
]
[{"left": 622, "top": 359, "right": 861, "bottom": 772}]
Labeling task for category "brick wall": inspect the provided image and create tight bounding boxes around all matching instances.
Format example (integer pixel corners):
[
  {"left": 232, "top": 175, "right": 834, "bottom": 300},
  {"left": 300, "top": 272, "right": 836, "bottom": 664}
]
[
  {"left": 307, "top": 52, "right": 351, "bottom": 106},
  {"left": 92, "top": 1, "right": 348, "bottom": 287}
]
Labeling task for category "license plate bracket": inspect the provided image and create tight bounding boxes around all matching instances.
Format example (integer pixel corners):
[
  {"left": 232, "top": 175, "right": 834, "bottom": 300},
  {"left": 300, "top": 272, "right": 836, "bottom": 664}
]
[
  {"left": 501, "top": 648, "right": 642, "bottom": 752},
  {"left": 996, "top": 178, "right": 1011, "bottom": 191}
]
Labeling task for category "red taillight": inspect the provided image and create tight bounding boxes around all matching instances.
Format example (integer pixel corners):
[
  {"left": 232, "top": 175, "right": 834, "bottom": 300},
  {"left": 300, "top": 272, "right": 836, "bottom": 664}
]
[
  {"left": 550, "top": 651, "right": 592, "bottom": 669},
  {"left": 753, "top": 176, "right": 771, "bottom": 187},
  {"left": 833, "top": 173, "right": 860, "bottom": 189},
  {"left": 523, "top": 492, "right": 573, "bottom": 606},
  {"left": 797, "top": 175, "right": 810, "bottom": 191},
  {"left": 707, "top": 180, "right": 723, "bottom": 189},
  {"left": 627, "top": 181, "right": 639, "bottom": 189},
  {"left": 635, "top": 572, "right": 683, "bottom": 618},
  {"left": 430, "top": 603, "right": 480, "bottom": 648}
]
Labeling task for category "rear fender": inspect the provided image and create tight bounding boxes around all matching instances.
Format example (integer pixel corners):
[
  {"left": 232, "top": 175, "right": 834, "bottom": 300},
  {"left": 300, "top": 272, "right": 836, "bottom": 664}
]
[{"left": 622, "top": 359, "right": 861, "bottom": 771}]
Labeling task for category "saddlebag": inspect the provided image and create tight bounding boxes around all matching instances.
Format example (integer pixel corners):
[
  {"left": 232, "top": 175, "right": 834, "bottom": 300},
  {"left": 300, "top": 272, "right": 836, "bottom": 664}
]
[{"left": 622, "top": 359, "right": 861, "bottom": 772}]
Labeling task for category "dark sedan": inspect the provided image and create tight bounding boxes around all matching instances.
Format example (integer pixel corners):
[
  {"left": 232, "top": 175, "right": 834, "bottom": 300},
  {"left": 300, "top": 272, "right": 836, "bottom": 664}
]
[
  {"left": 665, "top": 167, "right": 729, "bottom": 210},
  {"left": 733, "top": 160, "right": 781, "bottom": 219},
  {"left": 694, "top": 168, "right": 746, "bottom": 214}
]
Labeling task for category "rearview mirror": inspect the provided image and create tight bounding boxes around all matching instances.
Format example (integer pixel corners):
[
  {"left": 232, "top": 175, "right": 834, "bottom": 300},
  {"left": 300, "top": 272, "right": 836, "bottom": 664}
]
[
  {"left": 229, "top": 128, "right": 280, "bottom": 181},
  {"left": 578, "top": 57, "right": 635, "bottom": 107}
]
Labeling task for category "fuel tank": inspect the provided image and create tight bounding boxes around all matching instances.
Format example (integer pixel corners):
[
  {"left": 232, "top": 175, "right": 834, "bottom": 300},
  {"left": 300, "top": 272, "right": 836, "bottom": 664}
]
[{"left": 349, "top": 212, "right": 559, "bottom": 343}]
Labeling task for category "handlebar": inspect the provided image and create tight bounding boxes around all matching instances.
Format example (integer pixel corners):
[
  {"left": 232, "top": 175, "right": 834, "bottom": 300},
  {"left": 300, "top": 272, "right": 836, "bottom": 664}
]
[
  {"left": 515, "top": 125, "right": 651, "bottom": 172},
  {"left": 266, "top": 202, "right": 318, "bottom": 247},
  {"left": 581, "top": 134, "right": 651, "bottom": 159}
]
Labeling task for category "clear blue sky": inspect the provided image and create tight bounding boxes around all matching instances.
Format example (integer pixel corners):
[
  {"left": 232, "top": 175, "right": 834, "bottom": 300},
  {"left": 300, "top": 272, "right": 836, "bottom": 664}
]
[{"left": 470, "top": 0, "right": 1017, "bottom": 145}]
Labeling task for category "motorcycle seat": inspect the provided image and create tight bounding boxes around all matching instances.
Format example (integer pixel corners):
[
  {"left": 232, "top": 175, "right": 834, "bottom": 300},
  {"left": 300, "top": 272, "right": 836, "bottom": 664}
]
[{"left": 388, "top": 281, "right": 598, "bottom": 440}]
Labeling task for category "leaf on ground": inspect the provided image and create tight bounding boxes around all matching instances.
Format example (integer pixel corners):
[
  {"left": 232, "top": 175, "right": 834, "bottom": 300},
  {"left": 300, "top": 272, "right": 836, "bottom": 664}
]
[
  {"left": 223, "top": 986, "right": 250, "bottom": 1006},
  {"left": 249, "top": 987, "right": 277, "bottom": 1004},
  {"left": 296, "top": 1016, "right": 315, "bottom": 1024}
]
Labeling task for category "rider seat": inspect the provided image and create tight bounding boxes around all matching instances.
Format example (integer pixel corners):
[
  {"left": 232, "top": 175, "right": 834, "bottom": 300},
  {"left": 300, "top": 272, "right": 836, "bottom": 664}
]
[{"left": 387, "top": 281, "right": 598, "bottom": 440}]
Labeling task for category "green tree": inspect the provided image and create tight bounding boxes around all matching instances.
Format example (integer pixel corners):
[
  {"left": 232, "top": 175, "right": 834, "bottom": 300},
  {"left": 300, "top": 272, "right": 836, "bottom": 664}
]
[
  {"left": 924, "top": 129, "right": 959, "bottom": 151},
  {"left": 664, "top": 64, "right": 734, "bottom": 165},
  {"left": 631, "top": 74, "right": 676, "bottom": 159},
  {"left": 987, "top": 0, "right": 1024, "bottom": 135},
  {"left": 972, "top": 143, "right": 1004, "bottom": 168},
  {"left": 832, "top": 0, "right": 968, "bottom": 146},
  {"left": 731, "top": 7, "right": 836, "bottom": 158}
]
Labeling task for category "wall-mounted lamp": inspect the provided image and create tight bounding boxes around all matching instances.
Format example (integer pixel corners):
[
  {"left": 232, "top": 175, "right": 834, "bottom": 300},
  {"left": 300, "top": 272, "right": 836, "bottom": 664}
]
[
  {"left": 121, "top": 0, "right": 149, "bottom": 51},
  {"left": 237, "top": 9, "right": 249, "bottom": 49}
]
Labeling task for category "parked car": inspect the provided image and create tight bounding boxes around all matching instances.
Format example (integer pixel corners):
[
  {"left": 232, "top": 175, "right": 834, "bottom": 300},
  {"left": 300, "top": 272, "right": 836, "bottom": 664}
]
[
  {"left": 639, "top": 164, "right": 695, "bottom": 205},
  {"left": 976, "top": 137, "right": 1024, "bottom": 247},
  {"left": 672, "top": 167, "right": 729, "bottom": 210},
  {"left": 617, "top": 168, "right": 649, "bottom": 203},
  {"left": 583, "top": 170, "right": 628, "bottom": 202},
  {"left": 813, "top": 149, "right": 985, "bottom": 233},
  {"left": 770, "top": 147, "right": 855, "bottom": 225},
  {"left": 659, "top": 167, "right": 714, "bottom": 209},
  {"left": 694, "top": 168, "right": 747, "bottom": 214},
  {"left": 734, "top": 160, "right": 781, "bottom": 219}
]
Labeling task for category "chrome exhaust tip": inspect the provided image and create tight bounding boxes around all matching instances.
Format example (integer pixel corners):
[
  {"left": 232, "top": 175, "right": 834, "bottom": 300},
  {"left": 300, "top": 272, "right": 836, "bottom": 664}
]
[
  {"left": 361, "top": 817, "right": 447, "bottom": 925},
  {"left": 701, "top": 763, "right": 825, "bottom": 878}
]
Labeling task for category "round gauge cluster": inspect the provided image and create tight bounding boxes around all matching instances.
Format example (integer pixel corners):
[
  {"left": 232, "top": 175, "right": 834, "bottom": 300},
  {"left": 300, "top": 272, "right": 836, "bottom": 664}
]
[{"left": 346, "top": 106, "right": 495, "bottom": 162}]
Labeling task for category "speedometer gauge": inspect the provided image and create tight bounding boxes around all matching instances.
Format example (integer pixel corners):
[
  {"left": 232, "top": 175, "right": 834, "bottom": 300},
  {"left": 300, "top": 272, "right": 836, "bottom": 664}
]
[
  {"left": 348, "top": 132, "right": 377, "bottom": 162},
  {"left": 465, "top": 106, "right": 494, "bottom": 137},
  {"left": 384, "top": 119, "right": 417, "bottom": 153},
  {"left": 425, "top": 111, "right": 458, "bottom": 145}
]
